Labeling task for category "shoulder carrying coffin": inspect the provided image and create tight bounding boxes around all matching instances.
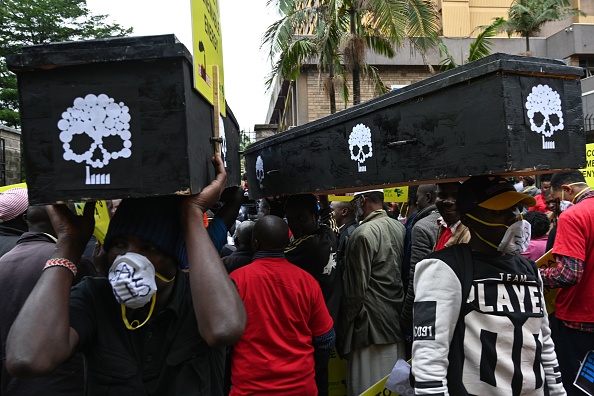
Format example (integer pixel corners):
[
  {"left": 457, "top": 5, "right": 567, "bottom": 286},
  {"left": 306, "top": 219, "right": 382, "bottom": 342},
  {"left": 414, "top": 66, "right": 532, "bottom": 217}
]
[
  {"left": 7, "top": 34, "right": 240, "bottom": 205},
  {"left": 244, "top": 53, "right": 585, "bottom": 199}
]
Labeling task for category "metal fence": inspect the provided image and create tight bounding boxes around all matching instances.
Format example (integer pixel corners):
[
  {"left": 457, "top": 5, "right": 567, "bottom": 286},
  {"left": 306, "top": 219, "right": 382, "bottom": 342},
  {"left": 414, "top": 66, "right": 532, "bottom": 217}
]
[{"left": 0, "top": 139, "right": 6, "bottom": 186}]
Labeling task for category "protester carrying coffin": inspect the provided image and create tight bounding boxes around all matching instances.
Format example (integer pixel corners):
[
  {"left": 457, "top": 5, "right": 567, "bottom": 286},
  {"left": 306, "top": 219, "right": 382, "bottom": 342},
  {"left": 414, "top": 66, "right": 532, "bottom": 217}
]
[
  {"left": 5, "top": 155, "right": 246, "bottom": 396},
  {"left": 412, "top": 175, "right": 564, "bottom": 396},
  {"left": 540, "top": 170, "right": 594, "bottom": 395}
]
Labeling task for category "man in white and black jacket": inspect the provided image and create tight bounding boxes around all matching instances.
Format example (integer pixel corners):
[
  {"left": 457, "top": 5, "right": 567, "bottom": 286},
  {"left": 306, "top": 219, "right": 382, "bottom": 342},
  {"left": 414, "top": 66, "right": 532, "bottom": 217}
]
[{"left": 412, "top": 175, "right": 565, "bottom": 396}]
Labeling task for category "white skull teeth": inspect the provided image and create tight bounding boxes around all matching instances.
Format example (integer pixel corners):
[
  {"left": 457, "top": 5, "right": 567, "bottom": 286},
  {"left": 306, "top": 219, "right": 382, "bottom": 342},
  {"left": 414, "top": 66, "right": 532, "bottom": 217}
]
[
  {"left": 525, "top": 84, "right": 564, "bottom": 138},
  {"left": 58, "top": 93, "right": 132, "bottom": 169},
  {"left": 348, "top": 123, "right": 373, "bottom": 172}
]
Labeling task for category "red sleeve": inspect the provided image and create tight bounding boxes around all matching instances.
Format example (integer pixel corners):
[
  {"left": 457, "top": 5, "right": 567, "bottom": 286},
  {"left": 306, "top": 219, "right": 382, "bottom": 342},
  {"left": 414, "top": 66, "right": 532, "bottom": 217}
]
[
  {"left": 553, "top": 209, "right": 586, "bottom": 261},
  {"left": 308, "top": 281, "right": 334, "bottom": 337},
  {"left": 528, "top": 195, "right": 547, "bottom": 213}
]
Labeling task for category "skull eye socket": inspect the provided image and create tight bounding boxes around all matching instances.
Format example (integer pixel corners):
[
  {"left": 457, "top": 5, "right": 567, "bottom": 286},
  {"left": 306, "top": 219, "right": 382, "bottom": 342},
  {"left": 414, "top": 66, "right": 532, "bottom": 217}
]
[
  {"left": 103, "top": 135, "right": 126, "bottom": 152},
  {"left": 361, "top": 145, "right": 370, "bottom": 155},
  {"left": 352, "top": 145, "right": 360, "bottom": 156},
  {"left": 70, "top": 134, "right": 94, "bottom": 155},
  {"left": 532, "top": 112, "right": 545, "bottom": 127},
  {"left": 549, "top": 113, "right": 560, "bottom": 126}
]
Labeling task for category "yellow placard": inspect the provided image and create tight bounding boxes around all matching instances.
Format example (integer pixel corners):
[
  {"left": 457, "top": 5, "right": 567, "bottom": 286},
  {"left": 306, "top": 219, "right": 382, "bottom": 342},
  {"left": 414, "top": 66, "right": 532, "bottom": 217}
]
[
  {"left": 383, "top": 187, "right": 409, "bottom": 203},
  {"left": 581, "top": 143, "right": 594, "bottom": 188},
  {"left": 329, "top": 187, "right": 409, "bottom": 203},
  {"left": 360, "top": 374, "right": 401, "bottom": 396},
  {"left": 74, "top": 201, "right": 111, "bottom": 245},
  {"left": 535, "top": 249, "right": 558, "bottom": 315},
  {"left": 328, "top": 349, "right": 347, "bottom": 396},
  {"left": 0, "top": 182, "right": 27, "bottom": 193},
  {"left": 329, "top": 194, "right": 355, "bottom": 202},
  {"left": 190, "top": 0, "right": 226, "bottom": 117}
]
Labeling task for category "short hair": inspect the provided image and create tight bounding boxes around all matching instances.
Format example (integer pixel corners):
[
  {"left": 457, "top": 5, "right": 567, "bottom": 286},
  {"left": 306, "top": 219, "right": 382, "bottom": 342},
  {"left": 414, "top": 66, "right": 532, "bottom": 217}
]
[
  {"left": 550, "top": 171, "right": 586, "bottom": 190},
  {"left": 253, "top": 216, "right": 289, "bottom": 250},
  {"left": 539, "top": 174, "right": 552, "bottom": 183},
  {"left": 234, "top": 221, "right": 255, "bottom": 249},
  {"left": 407, "top": 185, "right": 419, "bottom": 206},
  {"left": 285, "top": 194, "right": 318, "bottom": 216},
  {"left": 524, "top": 176, "right": 535, "bottom": 186},
  {"left": 418, "top": 184, "right": 437, "bottom": 195},
  {"left": 523, "top": 211, "right": 550, "bottom": 239}
]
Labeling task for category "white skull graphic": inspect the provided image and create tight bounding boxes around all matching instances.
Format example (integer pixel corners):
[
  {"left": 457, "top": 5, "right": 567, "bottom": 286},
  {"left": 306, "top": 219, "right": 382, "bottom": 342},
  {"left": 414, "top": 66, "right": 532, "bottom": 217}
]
[
  {"left": 348, "top": 123, "right": 373, "bottom": 172},
  {"left": 58, "top": 93, "right": 132, "bottom": 170},
  {"left": 219, "top": 115, "right": 227, "bottom": 167},
  {"left": 525, "top": 84, "right": 564, "bottom": 149},
  {"left": 255, "top": 155, "right": 265, "bottom": 188}
]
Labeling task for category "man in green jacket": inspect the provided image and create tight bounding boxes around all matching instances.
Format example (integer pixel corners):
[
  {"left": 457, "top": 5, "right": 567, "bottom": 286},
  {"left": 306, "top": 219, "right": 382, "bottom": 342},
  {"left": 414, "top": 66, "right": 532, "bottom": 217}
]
[{"left": 337, "top": 189, "right": 406, "bottom": 396}]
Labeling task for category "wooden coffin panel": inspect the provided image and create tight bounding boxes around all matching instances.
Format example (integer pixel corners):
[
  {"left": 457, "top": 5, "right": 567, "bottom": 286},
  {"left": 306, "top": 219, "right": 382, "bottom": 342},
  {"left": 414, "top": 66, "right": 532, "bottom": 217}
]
[
  {"left": 245, "top": 53, "right": 585, "bottom": 199},
  {"left": 7, "top": 35, "right": 240, "bottom": 205}
]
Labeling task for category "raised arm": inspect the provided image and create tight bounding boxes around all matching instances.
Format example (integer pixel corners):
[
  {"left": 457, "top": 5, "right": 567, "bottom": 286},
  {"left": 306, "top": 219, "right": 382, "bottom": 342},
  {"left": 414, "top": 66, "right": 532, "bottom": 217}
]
[
  {"left": 181, "top": 155, "right": 246, "bottom": 348},
  {"left": 6, "top": 203, "right": 95, "bottom": 377}
]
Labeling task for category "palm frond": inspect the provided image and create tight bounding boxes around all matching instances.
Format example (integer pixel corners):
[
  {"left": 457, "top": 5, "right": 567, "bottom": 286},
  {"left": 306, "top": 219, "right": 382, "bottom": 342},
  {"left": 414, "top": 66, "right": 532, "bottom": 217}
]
[{"left": 467, "top": 17, "right": 506, "bottom": 62}]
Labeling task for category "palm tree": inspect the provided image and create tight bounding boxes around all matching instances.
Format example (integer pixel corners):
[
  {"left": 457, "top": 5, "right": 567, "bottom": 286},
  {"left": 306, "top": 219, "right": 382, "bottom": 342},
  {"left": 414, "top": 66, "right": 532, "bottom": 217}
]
[
  {"left": 340, "top": 0, "right": 441, "bottom": 104},
  {"left": 263, "top": 0, "right": 349, "bottom": 115},
  {"left": 502, "top": 0, "right": 585, "bottom": 52},
  {"left": 263, "top": 0, "right": 441, "bottom": 113},
  {"left": 439, "top": 17, "right": 506, "bottom": 70}
]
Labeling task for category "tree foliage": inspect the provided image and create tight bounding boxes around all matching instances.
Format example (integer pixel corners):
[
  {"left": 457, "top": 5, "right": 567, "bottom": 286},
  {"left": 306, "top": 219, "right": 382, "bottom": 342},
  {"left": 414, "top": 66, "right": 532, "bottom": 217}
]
[
  {"left": 502, "top": 0, "right": 585, "bottom": 52},
  {"left": 0, "top": 0, "right": 133, "bottom": 127},
  {"left": 263, "top": 0, "right": 441, "bottom": 118},
  {"left": 439, "top": 17, "right": 506, "bottom": 70}
]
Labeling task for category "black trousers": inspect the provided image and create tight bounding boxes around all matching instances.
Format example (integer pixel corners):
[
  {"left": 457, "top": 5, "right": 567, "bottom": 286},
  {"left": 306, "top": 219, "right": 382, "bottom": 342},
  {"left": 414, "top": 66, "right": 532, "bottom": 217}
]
[{"left": 556, "top": 321, "right": 594, "bottom": 395}]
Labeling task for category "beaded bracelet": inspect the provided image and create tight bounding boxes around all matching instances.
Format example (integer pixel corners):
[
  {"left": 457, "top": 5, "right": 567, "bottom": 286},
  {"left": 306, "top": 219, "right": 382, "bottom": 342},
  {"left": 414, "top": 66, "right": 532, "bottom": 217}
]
[{"left": 43, "top": 258, "right": 77, "bottom": 278}]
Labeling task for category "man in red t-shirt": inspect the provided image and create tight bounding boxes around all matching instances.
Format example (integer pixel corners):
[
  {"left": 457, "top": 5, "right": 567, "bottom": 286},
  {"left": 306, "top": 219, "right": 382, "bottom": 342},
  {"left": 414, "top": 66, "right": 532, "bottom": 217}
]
[
  {"left": 540, "top": 170, "right": 594, "bottom": 395},
  {"left": 229, "top": 215, "right": 335, "bottom": 396}
]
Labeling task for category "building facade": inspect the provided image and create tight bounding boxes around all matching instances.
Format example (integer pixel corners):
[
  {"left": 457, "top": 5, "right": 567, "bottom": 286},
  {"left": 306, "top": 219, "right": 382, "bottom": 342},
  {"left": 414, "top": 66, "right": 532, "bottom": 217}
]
[
  {"left": 0, "top": 124, "right": 22, "bottom": 185},
  {"left": 265, "top": 1, "right": 594, "bottom": 139}
]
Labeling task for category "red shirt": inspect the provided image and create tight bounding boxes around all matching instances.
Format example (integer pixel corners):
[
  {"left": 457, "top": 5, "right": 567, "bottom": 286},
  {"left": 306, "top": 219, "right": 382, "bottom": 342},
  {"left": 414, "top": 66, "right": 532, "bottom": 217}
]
[
  {"left": 229, "top": 256, "right": 333, "bottom": 395},
  {"left": 528, "top": 193, "right": 549, "bottom": 214},
  {"left": 552, "top": 196, "right": 594, "bottom": 323}
]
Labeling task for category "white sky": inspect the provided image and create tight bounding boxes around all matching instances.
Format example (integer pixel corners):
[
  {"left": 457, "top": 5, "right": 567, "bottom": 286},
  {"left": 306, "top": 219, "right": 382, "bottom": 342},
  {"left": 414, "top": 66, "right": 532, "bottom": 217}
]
[{"left": 86, "top": 0, "right": 278, "bottom": 132}]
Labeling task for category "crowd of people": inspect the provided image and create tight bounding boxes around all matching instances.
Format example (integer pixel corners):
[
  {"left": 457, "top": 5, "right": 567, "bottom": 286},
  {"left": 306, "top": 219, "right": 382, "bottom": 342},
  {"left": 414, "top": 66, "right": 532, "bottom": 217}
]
[{"left": 0, "top": 159, "right": 592, "bottom": 396}]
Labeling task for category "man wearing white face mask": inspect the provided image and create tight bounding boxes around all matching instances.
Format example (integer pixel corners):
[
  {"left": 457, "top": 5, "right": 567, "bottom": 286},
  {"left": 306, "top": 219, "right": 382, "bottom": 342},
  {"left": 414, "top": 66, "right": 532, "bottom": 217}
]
[
  {"left": 5, "top": 155, "right": 247, "bottom": 396},
  {"left": 540, "top": 171, "right": 594, "bottom": 395},
  {"left": 412, "top": 175, "right": 565, "bottom": 396}
]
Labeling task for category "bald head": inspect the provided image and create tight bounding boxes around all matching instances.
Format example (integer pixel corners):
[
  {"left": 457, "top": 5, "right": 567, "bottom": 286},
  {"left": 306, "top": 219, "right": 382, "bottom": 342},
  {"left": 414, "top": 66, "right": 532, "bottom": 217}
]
[
  {"left": 416, "top": 184, "right": 437, "bottom": 211},
  {"left": 252, "top": 215, "right": 289, "bottom": 252},
  {"left": 330, "top": 200, "right": 355, "bottom": 227},
  {"left": 25, "top": 206, "right": 55, "bottom": 236},
  {"left": 234, "top": 220, "right": 255, "bottom": 251}
]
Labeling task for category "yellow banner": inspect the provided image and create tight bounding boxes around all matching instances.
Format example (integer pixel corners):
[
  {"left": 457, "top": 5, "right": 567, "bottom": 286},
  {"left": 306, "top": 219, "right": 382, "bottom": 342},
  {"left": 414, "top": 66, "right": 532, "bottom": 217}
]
[
  {"left": 535, "top": 249, "right": 558, "bottom": 315},
  {"left": 74, "top": 201, "right": 110, "bottom": 245},
  {"left": 0, "top": 182, "right": 27, "bottom": 192},
  {"left": 328, "top": 349, "right": 347, "bottom": 396},
  {"left": 360, "top": 374, "right": 400, "bottom": 396},
  {"left": 581, "top": 143, "right": 594, "bottom": 188},
  {"left": 384, "top": 187, "right": 409, "bottom": 203},
  {"left": 329, "top": 187, "right": 409, "bottom": 203},
  {"left": 190, "top": 0, "right": 226, "bottom": 116}
]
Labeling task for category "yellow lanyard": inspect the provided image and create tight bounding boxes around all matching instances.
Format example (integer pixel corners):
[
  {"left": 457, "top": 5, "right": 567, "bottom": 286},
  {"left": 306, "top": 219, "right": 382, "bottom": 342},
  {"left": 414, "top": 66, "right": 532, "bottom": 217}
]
[{"left": 120, "top": 272, "right": 175, "bottom": 331}]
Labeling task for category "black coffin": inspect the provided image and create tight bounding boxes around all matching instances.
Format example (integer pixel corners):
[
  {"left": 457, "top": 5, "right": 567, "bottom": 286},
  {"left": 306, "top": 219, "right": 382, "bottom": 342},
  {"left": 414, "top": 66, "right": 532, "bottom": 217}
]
[
  {"left": 7, "top": 35, "right": 240, "bottom": 205},
  {"left": 245, "top": 53, "right": 585, "bottom": 199}
]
